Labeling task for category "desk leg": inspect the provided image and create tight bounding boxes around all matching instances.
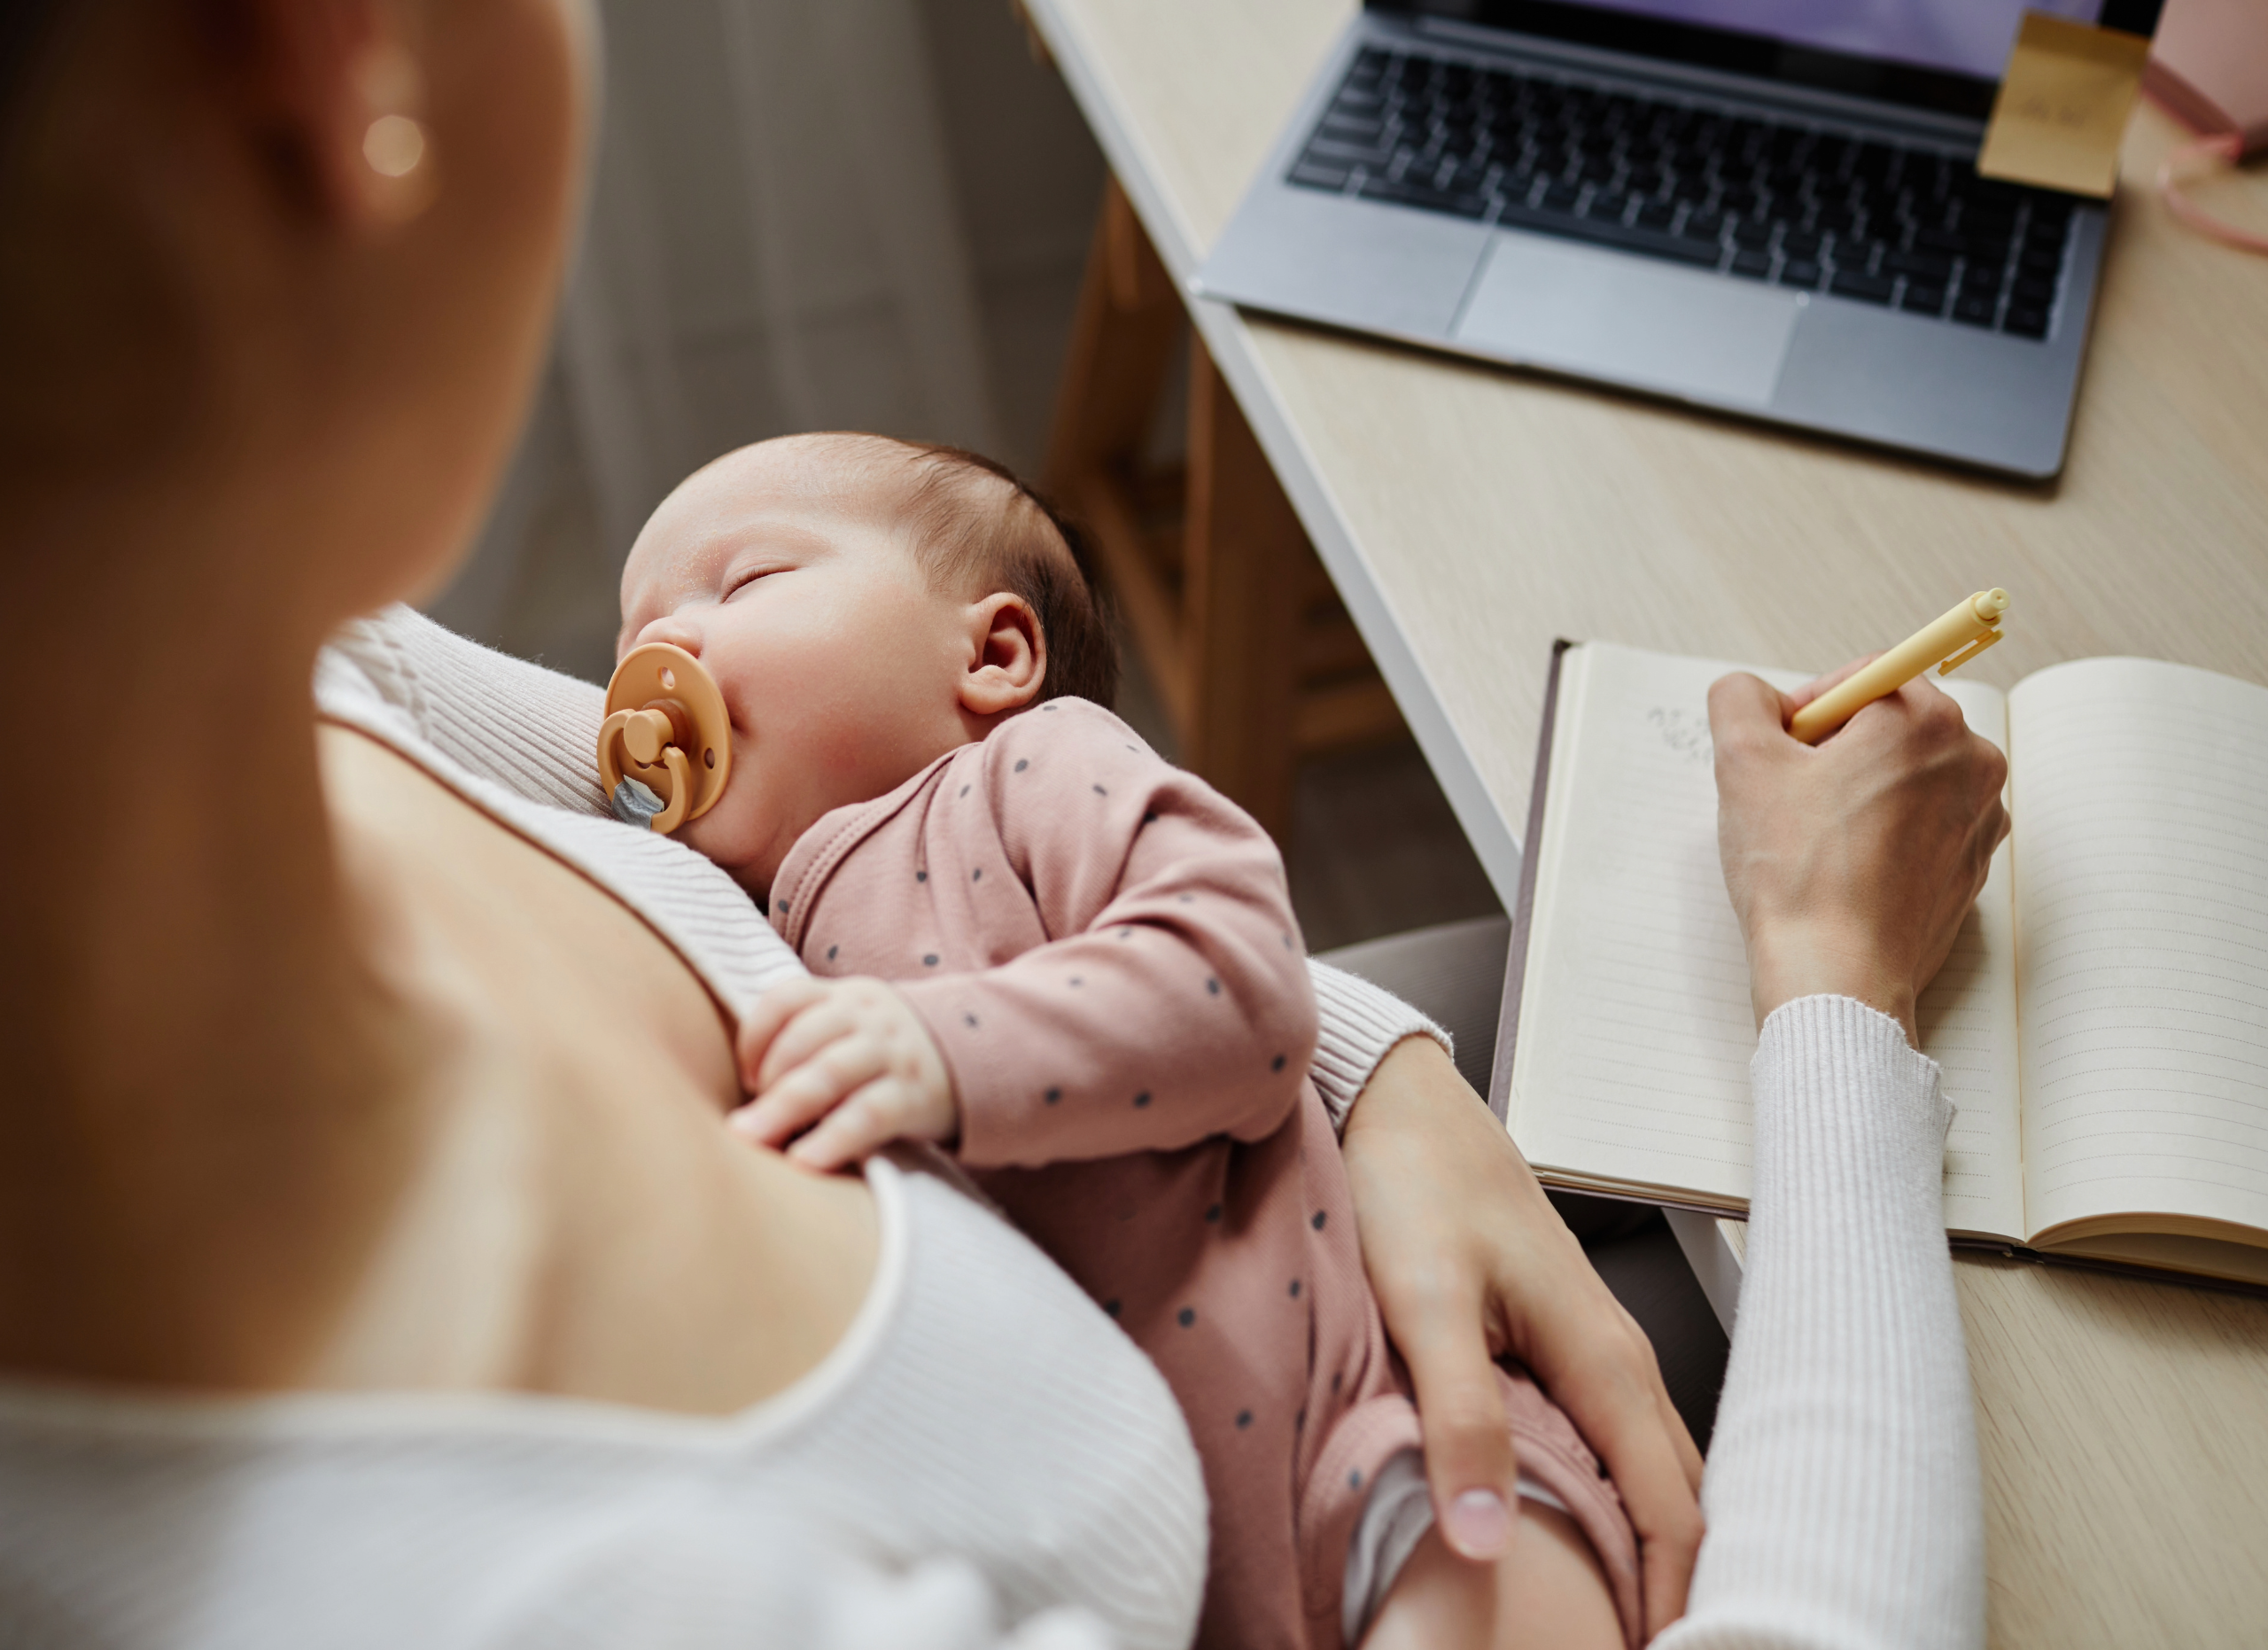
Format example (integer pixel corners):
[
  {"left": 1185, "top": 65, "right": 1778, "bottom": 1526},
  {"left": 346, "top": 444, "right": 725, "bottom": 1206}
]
[
  {"left": 1044, "top": 181, "right": 1190, "bottom": 727},
  {"left": 1045, "top": 178, "right": 1405, "bottom": 847},
  {"left": 1184, "top": 344, "right": 1301, "bottom": 842}
]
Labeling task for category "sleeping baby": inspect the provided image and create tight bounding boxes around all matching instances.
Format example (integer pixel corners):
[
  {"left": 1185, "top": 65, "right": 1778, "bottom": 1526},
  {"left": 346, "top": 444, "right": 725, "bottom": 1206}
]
[{"left": 614, "top": 433, "right": 1642, "bottom": 1650}]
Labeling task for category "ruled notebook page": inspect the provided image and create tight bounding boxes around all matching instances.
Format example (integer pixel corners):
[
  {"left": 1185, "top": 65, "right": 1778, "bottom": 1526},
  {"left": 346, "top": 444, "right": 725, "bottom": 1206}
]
[
  {"left": 1510, "top": 642, "right": 2023, "bottom": 1238},
  {"left": 2012, "top": 658, "right": 2268, "bottom": 1244}
]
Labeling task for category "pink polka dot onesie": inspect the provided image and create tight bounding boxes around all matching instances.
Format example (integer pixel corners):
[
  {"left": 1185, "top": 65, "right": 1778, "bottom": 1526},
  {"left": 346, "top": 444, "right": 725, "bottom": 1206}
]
[{"left": 765, "top": 697, "right": 1638, "bottom": 1650}]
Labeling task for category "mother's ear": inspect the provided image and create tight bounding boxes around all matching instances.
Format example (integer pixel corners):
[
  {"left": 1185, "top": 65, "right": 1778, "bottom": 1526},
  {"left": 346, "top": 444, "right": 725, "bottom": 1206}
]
[
  {"left": 959, "top": 592, "right": 1046, "bottom": 718},
  {"left": 219, "top": 0, "right": 436, "bottom": 230}
]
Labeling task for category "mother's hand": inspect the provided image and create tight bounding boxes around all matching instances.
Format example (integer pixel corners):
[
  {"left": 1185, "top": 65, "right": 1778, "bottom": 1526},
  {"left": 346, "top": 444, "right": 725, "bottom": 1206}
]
[
  {"left": 1340, "top": 1037, "right": 1705, "bottom": 1641},
  {"left": 1709, "top": 664, "right": 2010, "bottom": 1040}
]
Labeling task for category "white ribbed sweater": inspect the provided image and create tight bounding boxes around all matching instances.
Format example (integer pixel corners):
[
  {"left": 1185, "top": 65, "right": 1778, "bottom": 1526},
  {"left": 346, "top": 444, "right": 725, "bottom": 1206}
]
[
  {"left": 0, "top": 611, "right": 1985, "bottom": 1648},
  {"left": 1657, "top": 994, "right": 1984, "bottom": 1650}
]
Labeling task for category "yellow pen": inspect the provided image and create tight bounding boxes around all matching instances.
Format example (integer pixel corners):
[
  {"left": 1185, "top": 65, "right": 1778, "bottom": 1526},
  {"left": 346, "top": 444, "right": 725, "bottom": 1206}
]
[{"left": 1789, "top": 589, "right": 2010, "bottom": 744}]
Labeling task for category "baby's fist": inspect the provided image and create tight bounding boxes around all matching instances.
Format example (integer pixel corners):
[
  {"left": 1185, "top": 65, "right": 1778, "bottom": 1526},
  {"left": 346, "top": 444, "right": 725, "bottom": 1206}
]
[{"left": 730, "top": 977, "right": 958, "bottom": 1170}]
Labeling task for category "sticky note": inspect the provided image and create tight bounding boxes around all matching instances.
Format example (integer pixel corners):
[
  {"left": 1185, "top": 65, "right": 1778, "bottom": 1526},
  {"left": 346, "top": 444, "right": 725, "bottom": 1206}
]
[{"left": 1977, "top": 12, "right": 2151, "bottom": 198}]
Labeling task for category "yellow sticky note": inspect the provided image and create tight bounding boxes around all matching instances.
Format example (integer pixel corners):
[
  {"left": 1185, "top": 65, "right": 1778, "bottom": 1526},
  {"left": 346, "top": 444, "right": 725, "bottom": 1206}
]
[{"left": 1978, "top": 12, "right": 2152, "bottom": 198}]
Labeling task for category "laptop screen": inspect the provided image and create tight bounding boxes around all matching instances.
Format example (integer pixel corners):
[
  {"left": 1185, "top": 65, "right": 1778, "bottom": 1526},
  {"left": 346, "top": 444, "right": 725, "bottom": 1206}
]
[
  {"left": 1380, "top": 0, "right": 2165, "bottom": 115},
  {"left": 1576, "top": 2, "right": 2111, "bottom": 82}
]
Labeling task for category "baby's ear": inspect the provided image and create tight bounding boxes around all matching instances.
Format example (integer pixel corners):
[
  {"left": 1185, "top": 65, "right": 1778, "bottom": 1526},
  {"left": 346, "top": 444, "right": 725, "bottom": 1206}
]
[{"left": 960, "top": 593, "right": 1046, "bottom": 718}]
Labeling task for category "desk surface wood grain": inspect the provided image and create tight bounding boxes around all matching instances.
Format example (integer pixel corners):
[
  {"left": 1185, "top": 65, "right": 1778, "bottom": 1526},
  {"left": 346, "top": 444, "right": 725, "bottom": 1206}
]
[{"left": 1028, "top": 1, "right": 2268, "bottom": 1643}]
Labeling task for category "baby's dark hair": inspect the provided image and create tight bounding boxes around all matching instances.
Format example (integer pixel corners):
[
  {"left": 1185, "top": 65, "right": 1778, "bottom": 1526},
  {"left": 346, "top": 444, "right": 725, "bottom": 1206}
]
[{"left": 899, "top": 443, "right": 1120, "bottom": 711}]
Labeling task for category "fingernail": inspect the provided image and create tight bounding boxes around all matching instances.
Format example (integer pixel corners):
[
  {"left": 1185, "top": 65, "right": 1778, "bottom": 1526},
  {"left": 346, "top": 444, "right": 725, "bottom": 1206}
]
[{"left": 1443, "top": 1489, "right": 1511, "bottom": 1560}]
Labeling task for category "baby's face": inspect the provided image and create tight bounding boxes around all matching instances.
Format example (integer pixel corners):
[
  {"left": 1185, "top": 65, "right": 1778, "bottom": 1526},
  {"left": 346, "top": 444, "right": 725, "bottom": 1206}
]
[{"left": 617, "top": 439, "right": 990, "bottom": 899}]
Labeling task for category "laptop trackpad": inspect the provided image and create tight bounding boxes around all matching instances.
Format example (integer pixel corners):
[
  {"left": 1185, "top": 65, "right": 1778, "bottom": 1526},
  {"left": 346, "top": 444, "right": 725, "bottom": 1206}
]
[{"left": 1454, "top": 234, "right": 1799, "bottom": 408}]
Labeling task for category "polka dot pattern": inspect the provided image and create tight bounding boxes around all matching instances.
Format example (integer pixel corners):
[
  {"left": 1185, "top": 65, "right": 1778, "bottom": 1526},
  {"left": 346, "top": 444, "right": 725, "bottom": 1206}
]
[{"left": 753, "top": 697, "right": 1403, "bottom": 1618}]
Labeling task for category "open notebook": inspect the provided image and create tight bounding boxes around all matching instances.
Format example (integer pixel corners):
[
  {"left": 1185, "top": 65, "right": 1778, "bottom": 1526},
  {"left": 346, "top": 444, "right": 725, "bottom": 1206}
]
[{"left": 1493, "top": 641, "right": 2268, "bottom": 1289}]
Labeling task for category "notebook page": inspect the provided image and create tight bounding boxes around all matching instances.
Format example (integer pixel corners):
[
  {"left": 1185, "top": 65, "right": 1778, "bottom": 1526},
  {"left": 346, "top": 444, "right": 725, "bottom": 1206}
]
[
  {"left": 1511, "top": 642, "right": 2023, "bottom": 1237},
  {"left": 1914, "top": 685, "right": 2023, "bottom": 1241},
  {"left": 2011, "top": 658, "right": 2268, "bottom": 1243}
]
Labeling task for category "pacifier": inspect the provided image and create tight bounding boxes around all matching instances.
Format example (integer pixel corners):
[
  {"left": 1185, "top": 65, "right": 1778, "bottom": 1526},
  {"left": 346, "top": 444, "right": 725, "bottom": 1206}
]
[{"left": 598, "top": 643, "right": 734, "bottom": 834}]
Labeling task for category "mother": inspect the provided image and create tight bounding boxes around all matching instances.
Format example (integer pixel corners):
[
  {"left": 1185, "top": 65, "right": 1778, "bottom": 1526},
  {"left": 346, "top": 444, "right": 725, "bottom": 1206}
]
[{"left": 0, "top": 3, "right": 2004, "bottom": 1647}]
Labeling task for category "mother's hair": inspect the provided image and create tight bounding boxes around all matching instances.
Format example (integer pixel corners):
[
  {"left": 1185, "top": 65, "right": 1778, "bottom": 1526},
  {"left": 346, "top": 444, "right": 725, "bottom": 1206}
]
[
  {"left": 0, "top": 0, "right": 594, "bottom": 1384},
  {"left": 0, "top": 3, "right": 63, "bottom": 110},
  {"left": 1, "top": 0, "right": 590, "bottom": 620}
]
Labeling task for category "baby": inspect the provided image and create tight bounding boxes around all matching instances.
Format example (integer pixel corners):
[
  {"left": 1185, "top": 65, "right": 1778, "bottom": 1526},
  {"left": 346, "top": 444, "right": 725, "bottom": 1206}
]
[{"left": 616, "top": 434, "right": 1641, "bottom": 1650}]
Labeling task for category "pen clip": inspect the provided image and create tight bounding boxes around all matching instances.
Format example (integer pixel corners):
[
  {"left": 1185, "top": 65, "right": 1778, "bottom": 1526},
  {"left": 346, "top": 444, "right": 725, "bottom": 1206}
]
[{"left": 1937, "top": 627, "right": 2004, "bottom": 676}]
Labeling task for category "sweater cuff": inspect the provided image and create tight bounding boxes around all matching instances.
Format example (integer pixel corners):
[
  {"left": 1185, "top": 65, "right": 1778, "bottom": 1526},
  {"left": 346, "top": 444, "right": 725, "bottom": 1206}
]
[
  {"left": 1307, "top": 961, "right": 1451, "bottom": 1135},
  {"left": 1755, "top": 993, "right": 1953, "bottom": 1151}
]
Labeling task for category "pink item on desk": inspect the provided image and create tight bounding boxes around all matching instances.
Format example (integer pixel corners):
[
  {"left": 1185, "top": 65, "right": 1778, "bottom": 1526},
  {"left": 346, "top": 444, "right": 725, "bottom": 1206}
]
[{"left": 2145, "top": 0, "right": 2268, "bottom": 252}]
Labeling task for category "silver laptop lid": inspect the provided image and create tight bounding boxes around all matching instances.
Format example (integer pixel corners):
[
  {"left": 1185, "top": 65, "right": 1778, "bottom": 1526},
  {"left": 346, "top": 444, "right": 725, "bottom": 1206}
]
[{"left": 1370, "top": 2, "right": 2165, "bottom": 120}]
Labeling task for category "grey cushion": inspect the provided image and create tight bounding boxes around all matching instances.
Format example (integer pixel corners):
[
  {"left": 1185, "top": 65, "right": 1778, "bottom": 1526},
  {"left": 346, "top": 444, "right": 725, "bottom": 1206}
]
[
  {"left": 1317, "top": 917, "right": 1728, "bottom": 1449},
  {"left": 1317, "top": 914, "right": 1510, "bottom": 1098}
]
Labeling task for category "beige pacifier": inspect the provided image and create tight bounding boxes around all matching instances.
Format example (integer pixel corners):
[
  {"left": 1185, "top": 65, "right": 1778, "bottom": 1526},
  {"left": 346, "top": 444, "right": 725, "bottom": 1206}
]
[{"left": 599, "top": 643, "right": 734, "bottom": 834}]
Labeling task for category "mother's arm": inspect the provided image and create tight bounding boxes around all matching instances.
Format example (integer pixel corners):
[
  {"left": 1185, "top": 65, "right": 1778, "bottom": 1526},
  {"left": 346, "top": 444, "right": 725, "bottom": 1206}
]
[
  {"left": 1339, "top": 1036, "right": 1707, "bottom": 1640},
  {"left": 1644, "top": 667, "right": 2000, "bottom": 1650},
  {"left": 1345, "top": 663, "right": 2002, "bottom": 1650}
]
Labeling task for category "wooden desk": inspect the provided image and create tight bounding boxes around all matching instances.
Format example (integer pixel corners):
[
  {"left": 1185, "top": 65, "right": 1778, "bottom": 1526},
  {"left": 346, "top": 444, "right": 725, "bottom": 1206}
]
[{"left": 1022, "top": 1, "right": 2268, "bottom": 1642}]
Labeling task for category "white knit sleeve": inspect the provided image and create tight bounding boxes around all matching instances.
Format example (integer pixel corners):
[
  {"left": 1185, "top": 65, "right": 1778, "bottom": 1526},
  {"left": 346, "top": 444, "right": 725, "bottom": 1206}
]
[
  {"left": 1655, "top": 993, "right": 1984, "bottom": 1650},
  {"left": 329, "top": 604, "right": 615, "bottom": 815},
  {"left": 1305, "top": 960, "right": 1451, "bottom": 1134}
]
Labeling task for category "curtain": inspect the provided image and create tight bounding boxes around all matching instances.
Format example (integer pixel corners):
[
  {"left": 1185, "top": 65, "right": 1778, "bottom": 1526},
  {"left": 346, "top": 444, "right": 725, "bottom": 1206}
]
[{"left": 426, "top": 0, "right": 1099, "bottom": 683}]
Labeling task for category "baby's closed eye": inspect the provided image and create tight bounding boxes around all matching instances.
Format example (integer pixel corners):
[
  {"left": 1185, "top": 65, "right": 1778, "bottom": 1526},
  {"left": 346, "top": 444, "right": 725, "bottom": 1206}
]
[{"left": 723, "top": 564, "right": 788, "bottom": 600}]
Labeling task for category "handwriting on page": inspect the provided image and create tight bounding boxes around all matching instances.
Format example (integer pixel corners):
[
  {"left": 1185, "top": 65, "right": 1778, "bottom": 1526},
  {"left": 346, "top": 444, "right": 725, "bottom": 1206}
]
[
  {"left": 1645, "top": 706, "right": 1713, "bottom": 765},
  {"left": 1514, "top": 651, "right": 1762, "bottom": 1204}
]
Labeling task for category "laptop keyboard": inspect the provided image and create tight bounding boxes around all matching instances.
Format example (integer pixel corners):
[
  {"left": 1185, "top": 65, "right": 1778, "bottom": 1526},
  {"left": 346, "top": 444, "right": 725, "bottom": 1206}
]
[{"left": 1291, "top": 46, "right": 2075, "bottom": 340}]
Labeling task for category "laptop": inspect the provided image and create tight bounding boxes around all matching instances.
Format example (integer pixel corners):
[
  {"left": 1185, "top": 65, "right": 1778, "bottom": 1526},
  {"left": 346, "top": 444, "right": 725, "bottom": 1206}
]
[{"left": 1198, "top": 2, "right": 2166, "bottom": 479}]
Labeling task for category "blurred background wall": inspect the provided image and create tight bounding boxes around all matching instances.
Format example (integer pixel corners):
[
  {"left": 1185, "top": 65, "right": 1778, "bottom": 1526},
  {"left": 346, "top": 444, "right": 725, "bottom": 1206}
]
[
  {"left": 424, "top": 0, "right": 1499, "bottom": 949},
  {"left": 426, "top": 0, "right": 1106, "bottom": 685}
]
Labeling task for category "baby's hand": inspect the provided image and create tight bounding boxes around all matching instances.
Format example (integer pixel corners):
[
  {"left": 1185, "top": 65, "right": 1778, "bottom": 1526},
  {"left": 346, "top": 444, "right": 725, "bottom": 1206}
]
[{"left": 730, "top": 977, "right": 958, "bottom": 1170}]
